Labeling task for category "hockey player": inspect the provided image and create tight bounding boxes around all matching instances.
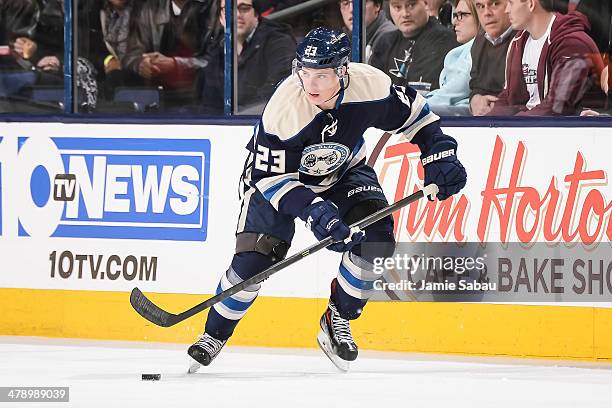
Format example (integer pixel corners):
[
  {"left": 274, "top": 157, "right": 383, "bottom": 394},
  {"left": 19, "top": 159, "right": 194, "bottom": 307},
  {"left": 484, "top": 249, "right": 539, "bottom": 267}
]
[{"left": 188, "top": 27, "right": 467, "bottom": 372}]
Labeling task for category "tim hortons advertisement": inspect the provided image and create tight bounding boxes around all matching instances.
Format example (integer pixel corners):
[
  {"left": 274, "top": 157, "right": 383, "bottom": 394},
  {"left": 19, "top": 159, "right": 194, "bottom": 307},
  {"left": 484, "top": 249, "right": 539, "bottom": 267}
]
[{"left": 363, "top": 127, "right": 611, "bottom": 303}]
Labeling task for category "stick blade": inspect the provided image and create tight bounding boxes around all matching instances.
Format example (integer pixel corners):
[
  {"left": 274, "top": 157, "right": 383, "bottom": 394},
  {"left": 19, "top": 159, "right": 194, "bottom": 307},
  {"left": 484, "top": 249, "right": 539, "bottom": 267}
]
[{"left": 130, "top": 288, "right": 179, "bottom": 327}]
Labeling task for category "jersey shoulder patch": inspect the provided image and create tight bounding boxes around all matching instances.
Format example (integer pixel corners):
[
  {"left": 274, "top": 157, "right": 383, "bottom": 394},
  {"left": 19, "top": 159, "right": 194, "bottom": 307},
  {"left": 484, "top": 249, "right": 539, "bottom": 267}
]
[
  {"left": 342, "top": 63, "right": 392, "bottom": 104},
  {"left": 262, "top": 76, "right": 319, "bottom": 141}
]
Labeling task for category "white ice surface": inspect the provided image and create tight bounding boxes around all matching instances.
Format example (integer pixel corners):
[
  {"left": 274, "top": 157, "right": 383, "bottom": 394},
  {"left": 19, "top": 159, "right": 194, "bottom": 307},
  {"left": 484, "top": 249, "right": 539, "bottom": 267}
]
[{"left": 1, "top": 336, "right": 612, "bottom": 408}]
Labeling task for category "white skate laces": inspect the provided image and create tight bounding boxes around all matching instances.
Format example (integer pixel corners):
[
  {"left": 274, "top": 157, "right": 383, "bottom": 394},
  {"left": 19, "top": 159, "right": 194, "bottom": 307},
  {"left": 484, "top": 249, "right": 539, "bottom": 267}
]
[
  {"left": 194, "top": 333, "right": 226, "bottom": 358},
  {"left": 328, "top": 302, "right": 354, "bottom": 345}
]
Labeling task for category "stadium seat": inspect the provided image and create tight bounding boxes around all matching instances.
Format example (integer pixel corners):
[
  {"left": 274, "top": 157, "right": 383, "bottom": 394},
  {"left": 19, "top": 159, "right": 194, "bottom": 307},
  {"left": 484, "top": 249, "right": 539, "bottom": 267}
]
[
  {"left": 0, "top": 71, "right": 37, "bottom": 97},
  {"left": 113, "top": 87, "right": 163, "bottom": 113},
  {"left": 30, "top": 86, "right": 65, "bottom": 109}
]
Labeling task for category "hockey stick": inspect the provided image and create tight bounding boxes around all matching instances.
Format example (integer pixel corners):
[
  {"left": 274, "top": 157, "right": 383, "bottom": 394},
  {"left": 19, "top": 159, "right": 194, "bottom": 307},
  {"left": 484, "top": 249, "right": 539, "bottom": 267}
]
[{"left": 130, "top": 184, "right": 439, "bottom": 327}]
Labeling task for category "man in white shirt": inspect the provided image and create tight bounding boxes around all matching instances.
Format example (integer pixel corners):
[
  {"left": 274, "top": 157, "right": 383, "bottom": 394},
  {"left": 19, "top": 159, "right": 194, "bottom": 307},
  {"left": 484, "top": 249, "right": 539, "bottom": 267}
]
[{"left": 489, "top": 0, "right": 603, "bottom": 115}]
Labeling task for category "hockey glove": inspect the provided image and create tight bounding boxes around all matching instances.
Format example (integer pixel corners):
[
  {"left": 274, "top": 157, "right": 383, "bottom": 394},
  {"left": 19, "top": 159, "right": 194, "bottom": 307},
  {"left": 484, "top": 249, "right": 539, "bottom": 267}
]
[
  {"left": 420, "top": 135, "right": 467, "bottom": 201},
  {"left": 300, "top": 199, "right": 365, "bottom": 252}
]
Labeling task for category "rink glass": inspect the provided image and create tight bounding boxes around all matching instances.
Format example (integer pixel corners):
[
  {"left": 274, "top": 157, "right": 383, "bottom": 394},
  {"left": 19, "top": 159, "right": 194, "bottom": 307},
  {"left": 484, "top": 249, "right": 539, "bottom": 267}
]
[
  {"left": 0, "top": 0, "right": 65, "bottom": 113},
  {"left": 0, "top": 0, "right": 609, "bottom": 116},
  {"left": 233, "top": 0, "right": 345, "bottom": 114}
]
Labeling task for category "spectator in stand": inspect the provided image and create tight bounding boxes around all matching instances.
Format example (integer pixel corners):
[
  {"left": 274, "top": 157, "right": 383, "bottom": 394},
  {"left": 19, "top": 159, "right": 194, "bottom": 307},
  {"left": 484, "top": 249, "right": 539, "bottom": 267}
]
[
  {"left": 426, "top": 0, "right": 480, "bottom": 115},
  {"left": 0, "top": 0, "right": 39, "bottom": 97},
  {"left": 11, "top": 1, "right": 93, "bottom": 84},
  {"left": 3, "top": 0, "right": 102, "bottom": 110},
  {"left": 235, "top": 0, "right": 295, "bottom": 109},
  {"left": 196, "top": 0, "right": 295, "bottom": 113},
  {"left": 469, "top": 0, "right": 514, "bottom": 115},
  {"left": 1, "top": 0, "right": 39, "bottom": 65},
  {"left": 488, "top": 0, "right": 604, "bottom": 116},
  {"left": 338, "top": 0, "right": 396, "bottom": 62},
  {"left": 369, "top": 0, "right": 458, "bottom": 90},
  {"left": 123, "top": 0, "right": 218, "bottom": 110},
  {"left": 100, "top": 0, "right": 142, "bottom": 99}
]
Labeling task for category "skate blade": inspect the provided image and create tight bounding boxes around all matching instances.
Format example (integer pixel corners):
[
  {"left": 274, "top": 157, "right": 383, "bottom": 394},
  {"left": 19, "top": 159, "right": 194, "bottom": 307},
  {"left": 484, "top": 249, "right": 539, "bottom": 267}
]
[
  {"left": 317, "top": 329, "right": 350, "bottom": 372},
  {"left": 187, "top": 360, "right": 201, "bottom": 374}
]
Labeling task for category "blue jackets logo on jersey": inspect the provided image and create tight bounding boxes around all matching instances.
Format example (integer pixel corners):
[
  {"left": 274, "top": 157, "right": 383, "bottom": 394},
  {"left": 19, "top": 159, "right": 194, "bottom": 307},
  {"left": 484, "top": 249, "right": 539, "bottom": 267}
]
[
  {"left": 15, "top": 137, "right": 210, "bottom": 241},
  {"left": 299, "top": 143, "right": 350, "bottom": 176}
]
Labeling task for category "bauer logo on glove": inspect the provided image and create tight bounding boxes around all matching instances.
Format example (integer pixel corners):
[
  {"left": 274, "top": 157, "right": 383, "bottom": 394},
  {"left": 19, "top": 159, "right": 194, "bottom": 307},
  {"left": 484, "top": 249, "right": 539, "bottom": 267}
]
[
  {"left": 300, "top": 199, "right": 365, "bottom": 253},
  {"left": 421, "top": 148, "right": 456, "bottom": 166},
  {"left": 417, "top": 134, "right": 467, "bottom": 201}
]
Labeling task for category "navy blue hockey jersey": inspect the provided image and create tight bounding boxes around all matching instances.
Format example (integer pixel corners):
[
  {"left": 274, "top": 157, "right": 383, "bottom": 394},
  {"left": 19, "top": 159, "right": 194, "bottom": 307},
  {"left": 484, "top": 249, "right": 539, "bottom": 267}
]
[{"left": 242, "top": 62, "right": 440, "bottom": 218}]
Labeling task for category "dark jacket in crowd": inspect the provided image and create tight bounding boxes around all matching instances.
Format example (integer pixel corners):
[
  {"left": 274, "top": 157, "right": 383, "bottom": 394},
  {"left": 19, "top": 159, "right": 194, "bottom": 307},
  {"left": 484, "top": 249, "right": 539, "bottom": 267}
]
[
  {"left": 365, "top": 12, "right": 395, "bottom": 63},
  {"left": 0, "top": 0, "right": 38, "bottom": 44},
  {"left": 238, "top": 18, "right": 295, "bottom": 107},
  {"left": 0, "top": 0, "right": 39, "bottom": 70},
  {"left": 366, "top": 12, "right": 395, "bottom": 47},
  {"left": 490, "top": 12, "right": 604, "bottom": 116},
  {"left": 369, "top": 17, "right": 458, "bottom": 90},
  {"left": 32, "top": 0, "right": 64, "bottom": 64},
  {"left": 198, "top": 18, "right": 295, "bottom": 113},
  {"left": 196, "top": 23, "right": 224, "bottom": 114},
  {"left": 123, "top": 0, "right": 218, "bottom": 84}
]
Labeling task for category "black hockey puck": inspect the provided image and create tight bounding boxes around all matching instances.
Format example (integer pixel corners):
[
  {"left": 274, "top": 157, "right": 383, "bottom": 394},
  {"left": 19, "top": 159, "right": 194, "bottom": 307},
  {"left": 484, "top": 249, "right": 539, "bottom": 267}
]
[{"left": 142, "top": 374, "right": 161, "bottom": 381}]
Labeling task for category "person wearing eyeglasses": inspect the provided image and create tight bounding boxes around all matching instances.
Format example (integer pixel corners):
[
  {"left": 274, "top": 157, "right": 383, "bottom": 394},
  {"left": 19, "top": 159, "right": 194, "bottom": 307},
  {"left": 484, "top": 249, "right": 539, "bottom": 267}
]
[
  {"left": 426, "top": 0, "right": 480, "bottom": 115},
  {"left": 369, "top": 0, "right": 459, "bottom": 91},
  {"left": 195, "top": 0, "right": 295, "bottom": 114},
  {"left": 232, "top": 0, "right": 297, "bottom": 111},
  {"left": 337, "top": 0, "right": 396, "bottom": 63}
]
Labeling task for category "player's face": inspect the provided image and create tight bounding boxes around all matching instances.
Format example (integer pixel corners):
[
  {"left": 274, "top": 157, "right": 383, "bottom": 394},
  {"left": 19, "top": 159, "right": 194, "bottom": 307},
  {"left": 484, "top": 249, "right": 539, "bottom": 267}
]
[
  {"left": 389, "top": 0, "right": 429, "bottom": 37},
  {"left": 475, "top": 0, "right": 511, "bottom": 38},
  {"left": 505, "top": 0, "right": 532, "bottom": 31},
  {"left": 237, "top": 0, "right": 258, "bottom": 38},
  {"left": 453, "top": 0, "right": 478, "bottom": 44},
  {"left": 298, "top": 67, "right": 342, "bottom": 107}
]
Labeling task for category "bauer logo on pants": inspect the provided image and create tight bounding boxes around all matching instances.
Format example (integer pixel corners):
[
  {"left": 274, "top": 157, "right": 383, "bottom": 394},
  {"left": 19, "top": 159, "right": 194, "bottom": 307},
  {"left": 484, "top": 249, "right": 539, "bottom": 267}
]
[{"left": 12, "top": 137, "right": 210, "bottom": 241}]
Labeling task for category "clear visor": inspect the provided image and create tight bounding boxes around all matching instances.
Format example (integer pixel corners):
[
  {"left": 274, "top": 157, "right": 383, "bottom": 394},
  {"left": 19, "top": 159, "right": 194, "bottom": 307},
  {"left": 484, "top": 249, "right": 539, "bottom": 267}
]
[{"left": 292, "top": 59, "right": 345, "bottom": 80}]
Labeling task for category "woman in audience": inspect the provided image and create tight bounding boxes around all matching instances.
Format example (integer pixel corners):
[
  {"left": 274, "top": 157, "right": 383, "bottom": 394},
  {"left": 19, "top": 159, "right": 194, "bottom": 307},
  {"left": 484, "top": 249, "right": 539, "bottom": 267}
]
[{"left": 426, "top": 0, "right": 479, "bottom": 116}]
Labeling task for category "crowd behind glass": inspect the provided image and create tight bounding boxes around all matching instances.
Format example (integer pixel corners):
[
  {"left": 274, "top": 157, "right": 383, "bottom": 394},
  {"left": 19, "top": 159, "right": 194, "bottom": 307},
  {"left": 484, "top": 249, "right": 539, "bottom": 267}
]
[{"left": 0, "top": 0, "right": 609, "bottom": 116}]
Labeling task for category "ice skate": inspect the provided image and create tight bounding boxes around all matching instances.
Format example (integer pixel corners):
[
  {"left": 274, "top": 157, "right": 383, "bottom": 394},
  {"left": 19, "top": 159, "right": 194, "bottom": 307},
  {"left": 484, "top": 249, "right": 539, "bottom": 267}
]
[
  {"left": 317, "top": 301, "right": 358, "bottom": 372},
  {"left": 187, "top": 333, "right": 227, "bottom": 373}
]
